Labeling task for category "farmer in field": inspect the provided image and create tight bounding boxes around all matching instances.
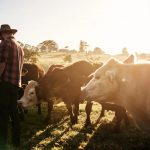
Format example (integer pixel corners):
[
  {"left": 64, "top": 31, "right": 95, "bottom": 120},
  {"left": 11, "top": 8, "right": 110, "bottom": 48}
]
[{"left": 0, "top": 24, "right": 24, "bottom": 149}]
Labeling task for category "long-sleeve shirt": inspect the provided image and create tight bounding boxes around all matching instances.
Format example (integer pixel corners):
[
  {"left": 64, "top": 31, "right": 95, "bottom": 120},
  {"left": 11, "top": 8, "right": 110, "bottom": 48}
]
[{"left": 0, "top": 36, "right": 24, "bottom": 87}]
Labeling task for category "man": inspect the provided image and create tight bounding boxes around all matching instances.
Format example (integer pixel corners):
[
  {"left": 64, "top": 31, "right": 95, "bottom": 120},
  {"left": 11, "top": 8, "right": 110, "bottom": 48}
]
[{"left": 0, "top": 24, "right": 24, "bottom": 149}]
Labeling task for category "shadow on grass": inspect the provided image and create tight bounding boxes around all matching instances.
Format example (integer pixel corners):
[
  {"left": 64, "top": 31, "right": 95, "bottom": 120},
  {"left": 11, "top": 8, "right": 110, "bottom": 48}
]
[
  {"left": 18, "top": 103, "right": 150, "bottom": 150},
  {"left": 20, "top": 104, "right": 70, "bottom": 149},
  {"left": 84, "top": 122, "right": 150, "bottom": 150},
  {"left": 61, "top": 125, "right": 94, "bottom": 150},
  {"left": 21, "top": 105, "right": 94, "bottom": 150},
  {"left": 28, "top": 117, "right": 70, "bottom": 149}
]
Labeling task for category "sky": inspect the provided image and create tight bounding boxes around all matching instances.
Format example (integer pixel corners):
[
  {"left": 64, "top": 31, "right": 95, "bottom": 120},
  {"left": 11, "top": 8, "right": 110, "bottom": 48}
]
[{"left": 0, "top": 0, "right": 150, "bottom": 54}]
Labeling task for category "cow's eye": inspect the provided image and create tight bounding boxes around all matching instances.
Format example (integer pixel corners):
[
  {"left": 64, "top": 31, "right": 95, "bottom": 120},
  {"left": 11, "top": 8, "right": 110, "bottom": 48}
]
[
  {"left": 95, "top": 76, "right": 100, "bottom": 80},
  {"left": 30, "top": 92, "right": 34, "bottom": 95}
]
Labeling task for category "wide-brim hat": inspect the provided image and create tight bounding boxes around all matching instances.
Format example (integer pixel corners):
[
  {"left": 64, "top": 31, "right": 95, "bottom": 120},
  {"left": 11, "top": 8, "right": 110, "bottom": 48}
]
[{"left": 0, "top": 24, "right": 17, "bottom": 34}]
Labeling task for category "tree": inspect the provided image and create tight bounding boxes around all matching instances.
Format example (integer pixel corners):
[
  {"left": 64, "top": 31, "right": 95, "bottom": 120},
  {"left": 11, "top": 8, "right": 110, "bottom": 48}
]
[
  {"left": 79, "top": 40, "right": 88, "bottom": 52},
  {"left": 63, "top": 54, "right": 72, "bottom": 63},
  {"left": 39, "top": 40, "right": 58, "bottom": 52},
  {"left": 23, "top": 48, "right": 40, "bottom": 63},
  {"left": 93, "top": 47, "right": 105, "bottom": 54},
  {"left": 122, "top": 47, "right": 129, "bottom": 55},
  {"left": 40, "top": 45, "right": 47, "bottom": 52},
  {"left": 17, "top": 41, "right": 24, "bottom": 48}
]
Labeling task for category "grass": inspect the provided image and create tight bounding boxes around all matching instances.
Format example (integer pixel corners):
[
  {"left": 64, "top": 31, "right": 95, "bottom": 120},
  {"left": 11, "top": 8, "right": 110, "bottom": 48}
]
[
  {"left": 7, "top": 101, "right": 150, "bottom": 150},
  {"left": 8, "top": 52, "right": 150, "bottom": 149},
  {"left": 37, "top": 52, "right": 123, "bottom": 71}
]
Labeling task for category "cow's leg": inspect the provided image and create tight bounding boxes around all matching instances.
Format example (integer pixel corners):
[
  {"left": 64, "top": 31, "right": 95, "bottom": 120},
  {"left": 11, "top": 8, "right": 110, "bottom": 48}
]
[
  {"left": 113, "top": 111, "right": 122, "bottom": 132},
  {"left": 66, "top": 104, "right": 74, "bottom": 125},
  {"left": 24, "top": 109, "right": 28, "bottom": 114},
  {"left": 114, "top": 109, "right": 129, "bottom": 132},
  {"left": 17, "top": 105, "right": 25, "bottom": 121},
  {"left": 17, "top": 87, "right": 25, "bottom": 120},
  {"left": 73, "top": 102, "right": 79, "bottom": 124},
  {"left": 85, "top": 101, "right": 93, "bottom": 126},
  {"left": 47, "top": 99, "right": 54, "bottom": 123},
  {"left": 123, "top": 111, "right": 129, "bottom": 127},
  {"left": 37, "top": 103, "right": 42, "bottom": 115},
  {"left": 94, "top": 106, "right": 105, "bottom": 126}
]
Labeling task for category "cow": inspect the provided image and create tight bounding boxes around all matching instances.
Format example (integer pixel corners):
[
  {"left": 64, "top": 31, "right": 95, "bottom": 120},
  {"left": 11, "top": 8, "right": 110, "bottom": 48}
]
[
  {"left": 22, "top": 63, "right": 45, "bottom": 113},
  {"left": 81, "top": 57, "right": 150, "bottom": 132},
  {"left": 18, "top": 61, "right": 103, "bottom": 124},
  {"left": 84, "top": 54, "right": 135, "bottom": 131},
  {"left": 18, "top": 63, "right": 45, "bottom": 119}
]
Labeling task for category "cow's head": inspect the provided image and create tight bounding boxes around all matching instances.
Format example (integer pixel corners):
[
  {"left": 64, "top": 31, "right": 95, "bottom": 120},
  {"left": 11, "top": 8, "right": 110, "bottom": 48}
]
[
  {"left": 81, "top": 58, "right": 122, "bottom": 101},
  {"left": 18, "top": 80, "right": 39, "bottom": 108}
]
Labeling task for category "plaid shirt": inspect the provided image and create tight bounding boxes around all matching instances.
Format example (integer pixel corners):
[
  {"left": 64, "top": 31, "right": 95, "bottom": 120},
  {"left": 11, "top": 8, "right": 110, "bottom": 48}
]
[{"left": 0, "top": 36, "right": 24, "bottom": 87}]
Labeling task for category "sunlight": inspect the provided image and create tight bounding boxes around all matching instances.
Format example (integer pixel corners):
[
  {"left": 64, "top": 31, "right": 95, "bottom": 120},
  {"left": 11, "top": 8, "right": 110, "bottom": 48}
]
[
  {"left": 52, "top": 0, "right": 150, "bottom": 54},
  {"left": 86, "top": 0, "right": 150, "bottom": 54},
  {"left": 1, "top": 0, "right": 150, "bottom": 54}
]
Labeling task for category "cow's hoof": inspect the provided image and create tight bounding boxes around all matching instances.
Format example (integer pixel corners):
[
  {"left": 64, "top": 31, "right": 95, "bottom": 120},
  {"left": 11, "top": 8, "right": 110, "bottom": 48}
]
[
  {"left": 38, "top": 111, "right": 42, "bottom": 115},
  {"left": 112, "top": 127, "right": 120, "bottom": 133},
  {"left": 19, "top": 115, "right": 25, "bottom": 121},
  {"left": 45, "top": 118, "right": 51, "bottom": 124},
  {"left": 84, "top": 124, "right": 93, "bottom": 133},
  {"left": 84, "top": 119, "right": 91, "bottom": 127},
  {"left": 70, "top": 116, "right": 78, "bottom": 125},
  {"left": 71, "top": 118, "right": 76, "bottom": 125},
  {"left": 74, "top": 117, "right": 78, "bottom": 124},
  {"left": 24, "top": 109, "right": 28, "bottom": 114}
]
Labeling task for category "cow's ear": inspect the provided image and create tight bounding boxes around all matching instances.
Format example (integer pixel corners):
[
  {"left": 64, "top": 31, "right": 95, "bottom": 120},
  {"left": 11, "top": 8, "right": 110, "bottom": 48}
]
[
  {"left": 107, "top": 58, "right": 122, "bottom": 67},
  {"left": 22, "top": 68, "right": 28, "bottom": 76},
  {"left": 123, "top": 54, "right": 136, "bottom": 64},
  {"left": 105, "top": 70, "right": 116, "bottom": 82}
]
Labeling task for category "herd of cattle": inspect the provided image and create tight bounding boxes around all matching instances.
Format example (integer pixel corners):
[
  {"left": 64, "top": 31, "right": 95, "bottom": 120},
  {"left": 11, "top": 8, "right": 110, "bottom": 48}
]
[{"left": 18, "top": 54, "right": 150, "bottom": 132}]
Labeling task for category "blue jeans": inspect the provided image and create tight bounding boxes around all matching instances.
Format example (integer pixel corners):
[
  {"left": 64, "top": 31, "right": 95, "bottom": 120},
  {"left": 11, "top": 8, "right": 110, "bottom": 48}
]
[{"left": 0, "top": 81, "right": 20, "bottom": 149}]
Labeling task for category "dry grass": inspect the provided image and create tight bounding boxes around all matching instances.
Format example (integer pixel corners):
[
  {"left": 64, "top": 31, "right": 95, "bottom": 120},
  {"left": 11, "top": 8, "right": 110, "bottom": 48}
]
[{"left": 37, "top": 52, "right": 128, "bottom": 71}]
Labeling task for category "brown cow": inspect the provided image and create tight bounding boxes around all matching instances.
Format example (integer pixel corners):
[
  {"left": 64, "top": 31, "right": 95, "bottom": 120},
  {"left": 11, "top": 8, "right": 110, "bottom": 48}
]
[
  {"left": 18, "top": 61, "right": 102, "bottom": 124},
  {"left": 82, "top": 57, "right": 150, "bottom": 132}
]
